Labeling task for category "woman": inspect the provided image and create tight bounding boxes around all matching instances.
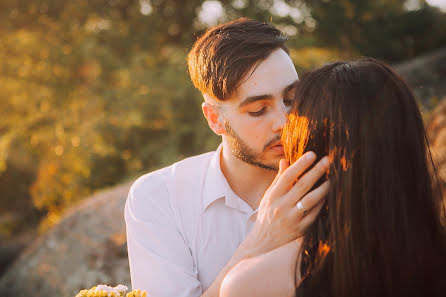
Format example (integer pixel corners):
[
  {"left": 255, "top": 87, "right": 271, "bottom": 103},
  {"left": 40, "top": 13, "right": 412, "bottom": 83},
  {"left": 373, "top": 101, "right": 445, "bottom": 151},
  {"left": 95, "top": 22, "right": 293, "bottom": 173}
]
[{"left": 220, "top": 58, "right": 446, "bottom": 297}]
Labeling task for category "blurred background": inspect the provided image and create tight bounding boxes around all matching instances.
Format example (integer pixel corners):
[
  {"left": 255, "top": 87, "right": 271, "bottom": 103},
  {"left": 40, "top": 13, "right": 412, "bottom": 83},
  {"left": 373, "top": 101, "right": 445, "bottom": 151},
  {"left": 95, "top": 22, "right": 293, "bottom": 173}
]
[{"left": 0, "top": 0, "right": 445, "bottom": 296}]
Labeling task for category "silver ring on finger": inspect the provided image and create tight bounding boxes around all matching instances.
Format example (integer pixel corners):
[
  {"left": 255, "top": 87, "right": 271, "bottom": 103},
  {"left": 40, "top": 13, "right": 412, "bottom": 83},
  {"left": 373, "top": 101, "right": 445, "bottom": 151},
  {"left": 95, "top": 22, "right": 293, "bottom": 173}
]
[{"left": 296, "top": 201, "right": 308, "bottom": 215}]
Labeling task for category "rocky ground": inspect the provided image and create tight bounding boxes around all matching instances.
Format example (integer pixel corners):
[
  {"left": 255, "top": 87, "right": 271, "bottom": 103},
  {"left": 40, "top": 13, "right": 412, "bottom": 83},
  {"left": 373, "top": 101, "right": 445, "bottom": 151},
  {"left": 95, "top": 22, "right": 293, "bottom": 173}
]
[
  {"left": 0, "top": 182, "right": 132, "bottom": 297},
  {"left": 394, "top": 46, "right": 446, "bottom": 110},
  {"left": 0, "top": 48, "right": 445, "bottom": 297}
]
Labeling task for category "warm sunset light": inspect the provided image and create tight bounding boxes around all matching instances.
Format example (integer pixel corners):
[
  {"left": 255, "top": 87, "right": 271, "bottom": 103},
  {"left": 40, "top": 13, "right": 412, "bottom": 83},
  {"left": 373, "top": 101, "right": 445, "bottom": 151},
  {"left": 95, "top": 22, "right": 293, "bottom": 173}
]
[{"left": 0, "top": 1, "right": 445, "bottom": 297}]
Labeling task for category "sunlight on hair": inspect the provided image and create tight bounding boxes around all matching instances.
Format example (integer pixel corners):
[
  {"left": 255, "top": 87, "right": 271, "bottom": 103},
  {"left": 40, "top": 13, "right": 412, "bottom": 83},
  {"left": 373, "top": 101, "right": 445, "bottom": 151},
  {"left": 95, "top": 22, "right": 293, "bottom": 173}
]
[
  {"left": 283, "top": 113, "right": 309, "bottom": 164},
  {"left": 317, "top": 241, "right": 331, "bottom": 257},
  {"left": 330, "top": 146, "right": 351, "bottom": 173}
]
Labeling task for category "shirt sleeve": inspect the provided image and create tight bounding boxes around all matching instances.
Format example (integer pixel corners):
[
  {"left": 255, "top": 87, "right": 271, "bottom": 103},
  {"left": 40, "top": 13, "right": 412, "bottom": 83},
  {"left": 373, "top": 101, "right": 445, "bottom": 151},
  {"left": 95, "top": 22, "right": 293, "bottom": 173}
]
[{"left": 124, "top": 174, "right": 202, "bottom": 297}]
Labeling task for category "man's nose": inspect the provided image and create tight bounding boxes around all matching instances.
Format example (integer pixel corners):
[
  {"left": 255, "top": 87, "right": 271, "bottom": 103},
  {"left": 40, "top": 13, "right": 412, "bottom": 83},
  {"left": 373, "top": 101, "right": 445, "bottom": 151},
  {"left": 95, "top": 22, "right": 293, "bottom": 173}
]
[{"left": 272, "top": 105, "right": 287, "bottom": 133}]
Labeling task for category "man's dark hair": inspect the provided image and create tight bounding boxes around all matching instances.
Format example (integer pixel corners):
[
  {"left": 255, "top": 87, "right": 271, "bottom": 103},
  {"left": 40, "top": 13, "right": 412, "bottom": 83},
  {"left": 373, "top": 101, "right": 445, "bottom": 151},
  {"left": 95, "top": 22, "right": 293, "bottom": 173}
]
[{"left": 188, "top": 18, "right": 289, "bottom": 101}]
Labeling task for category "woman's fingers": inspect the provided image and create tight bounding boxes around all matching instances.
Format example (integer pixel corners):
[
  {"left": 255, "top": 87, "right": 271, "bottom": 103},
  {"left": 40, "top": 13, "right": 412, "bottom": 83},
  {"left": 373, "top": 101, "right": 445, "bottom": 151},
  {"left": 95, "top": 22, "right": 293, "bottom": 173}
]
[
  {"left": 289, "top": 156, "right": 329, "bottom": 202},
  {"left": 270, "top": 159, "right": 289, "bottom": 187},
  {"left": 272, "top": 152, "right": 317, "bottom": 196},
  {"left": 291, "top": 180, "right": 329, "bottom": 216},
  {"left": 296, "top": 197, "right": 326, "bottom": 233},
  {"left": 279, "top": 159, "right": 289, "bottom": 176}
]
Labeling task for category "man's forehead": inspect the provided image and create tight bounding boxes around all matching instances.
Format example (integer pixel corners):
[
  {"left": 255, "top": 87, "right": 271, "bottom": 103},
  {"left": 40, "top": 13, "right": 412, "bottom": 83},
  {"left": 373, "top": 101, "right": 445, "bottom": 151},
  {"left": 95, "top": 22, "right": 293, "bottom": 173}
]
[{"left": 233, "top": 49, "right": 298, "bottom": 101}]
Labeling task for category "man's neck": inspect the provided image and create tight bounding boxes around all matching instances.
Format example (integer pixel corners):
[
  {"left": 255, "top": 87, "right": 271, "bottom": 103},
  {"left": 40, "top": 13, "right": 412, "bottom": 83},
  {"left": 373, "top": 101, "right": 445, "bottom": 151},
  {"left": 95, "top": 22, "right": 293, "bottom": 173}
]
[{"left": 219, "top": 144, "right": 277, "bottom": 211}]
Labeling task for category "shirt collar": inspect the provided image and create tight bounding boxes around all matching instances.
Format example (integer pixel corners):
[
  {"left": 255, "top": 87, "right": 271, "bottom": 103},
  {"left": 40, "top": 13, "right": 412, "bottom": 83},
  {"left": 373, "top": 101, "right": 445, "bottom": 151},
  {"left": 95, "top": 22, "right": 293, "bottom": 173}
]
[{"left": 202, "top": 144, "right": 254, "bottom": 214}]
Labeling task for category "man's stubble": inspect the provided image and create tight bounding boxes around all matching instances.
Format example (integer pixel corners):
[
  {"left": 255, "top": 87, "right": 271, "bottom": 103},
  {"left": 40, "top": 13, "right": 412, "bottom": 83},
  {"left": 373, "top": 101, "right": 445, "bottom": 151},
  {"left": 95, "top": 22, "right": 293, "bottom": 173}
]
[{"left": 224, "top": 122, "right": 280, "bottom": 171}]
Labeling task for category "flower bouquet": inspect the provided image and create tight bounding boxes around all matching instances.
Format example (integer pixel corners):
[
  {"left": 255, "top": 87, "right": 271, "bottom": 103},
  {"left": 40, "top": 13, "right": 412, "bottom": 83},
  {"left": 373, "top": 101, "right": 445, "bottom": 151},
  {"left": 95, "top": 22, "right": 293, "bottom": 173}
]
[{"left": 75, "top": 284, "right": 147, "bottom": 297}]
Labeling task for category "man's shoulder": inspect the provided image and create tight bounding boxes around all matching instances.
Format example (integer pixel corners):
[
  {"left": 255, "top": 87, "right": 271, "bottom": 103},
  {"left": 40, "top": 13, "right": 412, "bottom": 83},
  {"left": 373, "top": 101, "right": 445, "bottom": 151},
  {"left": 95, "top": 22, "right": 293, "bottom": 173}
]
[
  {"left": 129, "top": 150, "right": 215, "bottom": 201},
  {"left": 126, "top": 150, "right": 216, "bottom": 225}
]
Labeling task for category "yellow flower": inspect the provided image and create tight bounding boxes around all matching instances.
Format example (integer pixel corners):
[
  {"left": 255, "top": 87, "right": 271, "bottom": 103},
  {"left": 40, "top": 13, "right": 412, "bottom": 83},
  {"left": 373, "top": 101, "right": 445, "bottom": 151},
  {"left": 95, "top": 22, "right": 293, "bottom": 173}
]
[
  {"left": 75, "top": 284, "right": 146, "bottom": 297},
  {"left": 127, "top": 289, "right": 148, "bottom": 297},
  {"left": 75, "top": 289, "right": 88, "bottom": 297}
]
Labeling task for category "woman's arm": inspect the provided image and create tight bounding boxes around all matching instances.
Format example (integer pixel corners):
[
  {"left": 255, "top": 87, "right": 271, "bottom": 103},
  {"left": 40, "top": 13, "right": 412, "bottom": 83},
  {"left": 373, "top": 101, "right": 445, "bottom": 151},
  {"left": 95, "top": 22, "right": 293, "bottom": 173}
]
[{"left": 220, "top": 239, "right": 302, "bottom": 297}]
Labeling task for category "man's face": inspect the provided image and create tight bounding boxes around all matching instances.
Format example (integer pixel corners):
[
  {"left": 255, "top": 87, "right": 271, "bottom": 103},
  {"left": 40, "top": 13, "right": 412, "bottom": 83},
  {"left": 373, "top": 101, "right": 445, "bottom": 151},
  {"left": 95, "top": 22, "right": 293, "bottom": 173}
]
[{"left": 220, "top": 48, "right": 298, "bottom": 171}]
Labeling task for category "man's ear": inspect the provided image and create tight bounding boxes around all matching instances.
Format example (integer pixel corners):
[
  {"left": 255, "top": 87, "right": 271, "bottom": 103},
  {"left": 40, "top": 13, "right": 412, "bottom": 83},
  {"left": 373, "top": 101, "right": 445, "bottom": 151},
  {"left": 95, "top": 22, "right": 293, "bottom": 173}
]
[{"left": 202, "top": 102, "right": 226, "bottom": 135}]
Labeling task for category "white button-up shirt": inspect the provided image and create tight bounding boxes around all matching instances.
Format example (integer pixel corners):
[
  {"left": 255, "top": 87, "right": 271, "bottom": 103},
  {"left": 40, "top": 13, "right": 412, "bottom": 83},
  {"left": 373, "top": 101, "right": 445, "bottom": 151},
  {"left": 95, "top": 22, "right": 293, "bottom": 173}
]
[{"left": 124, "top": 145, "right": 257, "bottom": 297}]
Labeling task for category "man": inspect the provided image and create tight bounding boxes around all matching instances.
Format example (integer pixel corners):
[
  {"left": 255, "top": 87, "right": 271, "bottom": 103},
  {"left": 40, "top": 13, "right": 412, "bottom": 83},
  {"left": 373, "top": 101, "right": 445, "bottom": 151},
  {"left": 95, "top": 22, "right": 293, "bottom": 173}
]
[{"left": 125, "top": 18, "right": 329, "bottom": 297}]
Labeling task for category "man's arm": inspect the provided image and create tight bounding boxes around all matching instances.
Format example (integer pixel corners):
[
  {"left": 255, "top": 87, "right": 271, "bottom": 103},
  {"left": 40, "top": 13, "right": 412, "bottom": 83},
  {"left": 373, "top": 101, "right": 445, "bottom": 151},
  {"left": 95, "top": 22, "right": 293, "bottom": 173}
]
[{"left": 125, "top": 176, "right": 202, "bottom": 297}]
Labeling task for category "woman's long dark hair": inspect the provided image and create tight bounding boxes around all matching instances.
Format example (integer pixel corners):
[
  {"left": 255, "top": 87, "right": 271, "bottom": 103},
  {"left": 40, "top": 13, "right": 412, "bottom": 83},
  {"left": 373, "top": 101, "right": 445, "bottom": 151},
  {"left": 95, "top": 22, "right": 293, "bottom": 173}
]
[{"left": 282, "top": 58, "right": 446, "bottom": 297}]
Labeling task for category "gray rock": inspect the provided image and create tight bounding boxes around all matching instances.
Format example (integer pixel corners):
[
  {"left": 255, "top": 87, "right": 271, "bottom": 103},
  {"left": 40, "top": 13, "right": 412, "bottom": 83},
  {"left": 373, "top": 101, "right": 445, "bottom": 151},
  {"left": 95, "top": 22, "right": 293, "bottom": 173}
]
[
  {"left": 0, "top": 182, "right": 132, "bottom": 297},
  {"left": 394, "top": 46, "right": 446, "bottom": 110}
]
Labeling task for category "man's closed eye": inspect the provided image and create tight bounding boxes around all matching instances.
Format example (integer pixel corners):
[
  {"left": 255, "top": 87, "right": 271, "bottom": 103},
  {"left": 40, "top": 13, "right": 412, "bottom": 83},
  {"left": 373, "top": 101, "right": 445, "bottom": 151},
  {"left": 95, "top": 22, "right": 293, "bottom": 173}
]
[{"left": 248, "top": 107, "right": 267, "bottom": 117}]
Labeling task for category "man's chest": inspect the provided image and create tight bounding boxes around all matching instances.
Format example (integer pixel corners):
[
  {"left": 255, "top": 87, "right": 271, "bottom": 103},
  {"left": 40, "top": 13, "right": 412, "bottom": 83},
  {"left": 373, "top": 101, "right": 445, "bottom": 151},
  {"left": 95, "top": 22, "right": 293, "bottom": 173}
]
[{"left": 192, "top": 203, "right": 256, "bottom": 290}]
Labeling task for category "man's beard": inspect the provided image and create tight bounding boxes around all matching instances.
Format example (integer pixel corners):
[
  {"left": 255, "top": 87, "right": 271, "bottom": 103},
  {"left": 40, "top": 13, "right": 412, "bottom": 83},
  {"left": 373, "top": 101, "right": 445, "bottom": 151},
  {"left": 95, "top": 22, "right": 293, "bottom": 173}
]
[{"left": 224, "top": 122, "right": 280, "bottom": 171}]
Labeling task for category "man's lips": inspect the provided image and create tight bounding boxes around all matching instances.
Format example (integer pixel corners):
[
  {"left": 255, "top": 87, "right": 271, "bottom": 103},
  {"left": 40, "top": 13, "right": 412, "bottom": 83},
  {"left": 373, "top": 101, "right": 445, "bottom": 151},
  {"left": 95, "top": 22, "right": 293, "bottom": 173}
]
[{"left": 269, "top": 142, "right": 284, "bottom": 154}]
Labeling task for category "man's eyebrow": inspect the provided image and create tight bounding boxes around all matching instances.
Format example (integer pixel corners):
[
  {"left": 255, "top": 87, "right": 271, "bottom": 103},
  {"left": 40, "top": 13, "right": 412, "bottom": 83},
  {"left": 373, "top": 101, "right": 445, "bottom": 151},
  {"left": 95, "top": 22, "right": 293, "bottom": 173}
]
[
  {"left": 238, "top": 94, "right": 273, "bottom": 108},
  {"left": 238, "top": 80, "right": 299, "bottom": 108},
  {"left": 283, "top": 80, "right": 299, "bottom": 95}
]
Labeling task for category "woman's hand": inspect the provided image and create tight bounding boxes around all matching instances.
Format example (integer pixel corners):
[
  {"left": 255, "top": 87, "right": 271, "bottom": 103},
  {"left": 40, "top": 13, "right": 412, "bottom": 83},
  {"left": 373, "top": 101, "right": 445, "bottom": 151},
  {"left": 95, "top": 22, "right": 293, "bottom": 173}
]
[{"left": 241, "top": 151, "right": 329, "bottom": 257}]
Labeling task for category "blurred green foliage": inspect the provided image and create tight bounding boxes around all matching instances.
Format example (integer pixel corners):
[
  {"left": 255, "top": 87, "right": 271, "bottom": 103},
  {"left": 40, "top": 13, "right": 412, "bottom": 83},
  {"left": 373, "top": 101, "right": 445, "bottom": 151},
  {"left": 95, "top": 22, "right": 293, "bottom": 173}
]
[
  {"left": 0, "top": 0, "right": 445, "bottom": 233},
  {"left": 297, "top": 0, "right": 446, "bottom": 59}
]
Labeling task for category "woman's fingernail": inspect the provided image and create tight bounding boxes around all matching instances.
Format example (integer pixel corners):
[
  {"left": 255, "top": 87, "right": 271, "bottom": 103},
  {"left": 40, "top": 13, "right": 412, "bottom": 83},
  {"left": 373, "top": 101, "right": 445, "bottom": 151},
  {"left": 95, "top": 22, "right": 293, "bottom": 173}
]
[
  {"left": 279, "top": 159, "right": 285, "bottom": 170},
  {"left": 306, "top": 152, "right": 316, "bottom": 161},
  {"left": 323, "top": 157, "right": 329, "bottom": 166}
]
